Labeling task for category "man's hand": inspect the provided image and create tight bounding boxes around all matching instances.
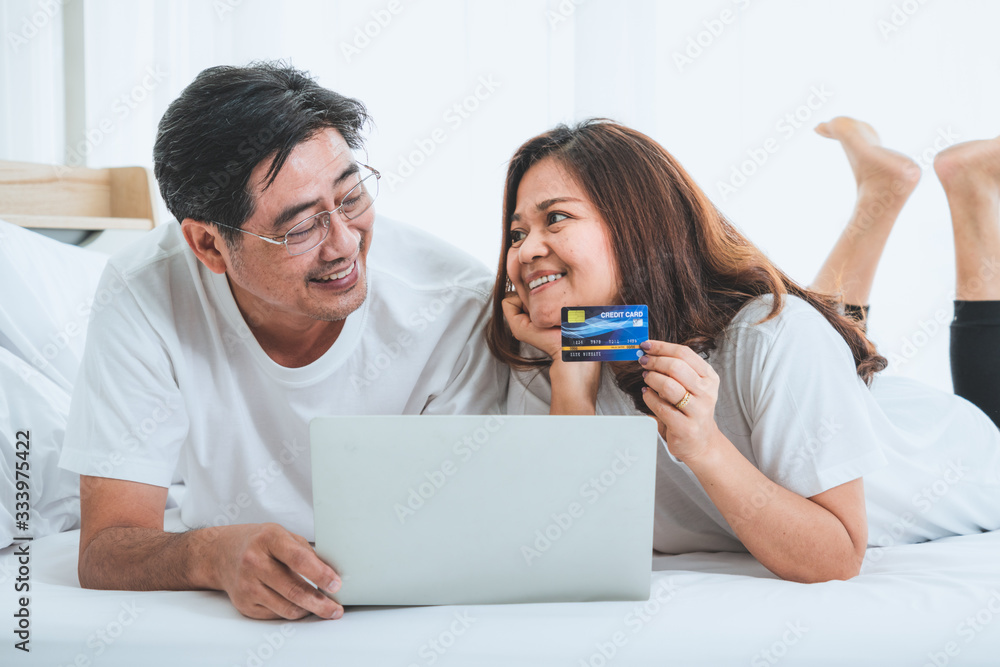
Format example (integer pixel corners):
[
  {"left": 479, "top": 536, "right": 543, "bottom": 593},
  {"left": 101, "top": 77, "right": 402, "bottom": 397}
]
[
  {"left": 210, "top": 523, "right": 343, "bottom": 620},
  {"left": 78, "top": 475, "right": 344, "bottom": 620}
]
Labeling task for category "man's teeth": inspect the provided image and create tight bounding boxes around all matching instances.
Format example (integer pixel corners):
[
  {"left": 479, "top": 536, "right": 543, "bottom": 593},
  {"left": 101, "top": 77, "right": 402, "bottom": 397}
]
[
  {"left": 528, "top": 273, "right": 565, "bottom": 290},
  {"left": 315, "top": 262, "right": 355, "bottom": 282}
]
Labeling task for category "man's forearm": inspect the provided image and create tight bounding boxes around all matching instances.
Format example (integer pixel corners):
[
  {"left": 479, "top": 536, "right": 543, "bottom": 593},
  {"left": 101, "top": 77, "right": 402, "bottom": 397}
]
[{"left": 79, "top": 525, "right": 218, "bottom": 591}]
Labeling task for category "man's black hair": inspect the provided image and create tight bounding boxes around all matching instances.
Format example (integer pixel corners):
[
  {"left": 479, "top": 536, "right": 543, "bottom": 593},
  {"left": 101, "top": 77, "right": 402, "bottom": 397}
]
[{"left": 153, "top": 61, "right": 371, "bottom": 246}]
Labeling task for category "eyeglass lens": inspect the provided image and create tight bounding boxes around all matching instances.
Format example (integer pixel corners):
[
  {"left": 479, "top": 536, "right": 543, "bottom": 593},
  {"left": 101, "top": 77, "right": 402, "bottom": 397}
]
[{"left": 284, "top": 168, "right": 379, "bottom": 255}]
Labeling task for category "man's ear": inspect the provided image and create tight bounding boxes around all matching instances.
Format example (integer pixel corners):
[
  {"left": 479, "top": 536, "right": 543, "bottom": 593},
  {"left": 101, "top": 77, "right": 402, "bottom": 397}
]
[{"left": 180, "top": 219, "right": 230, "bottom": 275}]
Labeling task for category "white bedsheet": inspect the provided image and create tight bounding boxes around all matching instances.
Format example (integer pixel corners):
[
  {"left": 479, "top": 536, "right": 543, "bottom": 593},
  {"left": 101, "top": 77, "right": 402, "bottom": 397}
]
[{"left": 3, "top": 517, "right": 999, "bottom": 666}]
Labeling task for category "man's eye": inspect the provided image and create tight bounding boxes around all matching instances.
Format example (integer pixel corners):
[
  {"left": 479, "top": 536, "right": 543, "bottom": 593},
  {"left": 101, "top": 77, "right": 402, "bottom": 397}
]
[
  {"left": 509, "top": 229, "right": 527, "bottom": 246},
  {"left": 287, "top": 221, "right": 316, "bottom": 239},
  {"left": 547, "top": 212, "right": 569, "bottom": 225}
]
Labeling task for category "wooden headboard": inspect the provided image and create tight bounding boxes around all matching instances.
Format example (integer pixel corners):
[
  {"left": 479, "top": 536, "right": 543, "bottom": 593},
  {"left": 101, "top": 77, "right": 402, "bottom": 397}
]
[{"left": 0, "top": 159, "right": 159, "bottom": 230}]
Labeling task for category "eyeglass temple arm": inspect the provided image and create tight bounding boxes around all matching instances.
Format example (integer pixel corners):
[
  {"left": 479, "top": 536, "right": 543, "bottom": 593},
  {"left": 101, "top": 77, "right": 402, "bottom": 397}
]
[{"left": 232, "top": 224, "right": 286, "bottom": 245}]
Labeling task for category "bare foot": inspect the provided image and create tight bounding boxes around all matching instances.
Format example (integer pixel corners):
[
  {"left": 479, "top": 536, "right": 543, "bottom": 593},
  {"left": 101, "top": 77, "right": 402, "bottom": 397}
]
[
  {"left": 815, "top": 116, "right": 921, "bottom": 201},
  {"left": 934, "top": 137, "right": 1000, "bottom": 210},
  {"left": 934, "top": 137, "right": 1000, "bottom": 300},
  {"left": 810, "top": 117, "right": 921, "bottom": 305}
]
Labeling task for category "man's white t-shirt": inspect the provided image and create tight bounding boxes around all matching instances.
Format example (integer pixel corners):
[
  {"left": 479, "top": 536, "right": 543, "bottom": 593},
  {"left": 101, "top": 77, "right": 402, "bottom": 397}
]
[
  {"left": 509, "top": 295, "right": 1000, "bottom": 554},
  {"left": 60, "top": 216, "right": 508, "bottom": 540}
]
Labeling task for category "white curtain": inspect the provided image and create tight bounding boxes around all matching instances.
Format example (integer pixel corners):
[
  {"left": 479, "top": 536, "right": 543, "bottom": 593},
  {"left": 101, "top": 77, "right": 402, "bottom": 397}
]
[{"left": 0, "top": 0, "right": 66, "bottom": 164}]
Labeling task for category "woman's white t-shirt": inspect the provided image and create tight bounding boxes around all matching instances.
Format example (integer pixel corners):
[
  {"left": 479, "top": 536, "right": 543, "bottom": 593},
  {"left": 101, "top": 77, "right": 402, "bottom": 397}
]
[{"left": 508, "top": 295, "right": 1000, "bottom": 553}]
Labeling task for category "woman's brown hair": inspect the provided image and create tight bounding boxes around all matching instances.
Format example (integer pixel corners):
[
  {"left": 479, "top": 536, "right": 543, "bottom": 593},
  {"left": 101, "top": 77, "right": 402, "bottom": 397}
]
[{"left": 485, "top": 119, "right": 886, "bottom": 413}]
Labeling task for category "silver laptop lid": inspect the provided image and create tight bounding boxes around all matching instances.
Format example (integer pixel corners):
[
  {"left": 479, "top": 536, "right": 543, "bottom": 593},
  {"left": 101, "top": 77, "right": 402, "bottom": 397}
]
[{"left": 310, "top": 415, "right": 658, "bottom": 606}]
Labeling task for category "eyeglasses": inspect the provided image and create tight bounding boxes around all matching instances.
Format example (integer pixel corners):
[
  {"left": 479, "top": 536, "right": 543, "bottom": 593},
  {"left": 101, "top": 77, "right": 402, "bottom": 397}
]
[{"left": 213, "top": 164, "right": 380, "bottom": 256}]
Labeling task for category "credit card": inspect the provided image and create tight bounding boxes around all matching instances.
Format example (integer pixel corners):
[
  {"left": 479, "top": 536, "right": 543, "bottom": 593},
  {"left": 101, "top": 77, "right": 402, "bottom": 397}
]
[{"left": 561, "top": 305, "right": 649, "bottom": 362}]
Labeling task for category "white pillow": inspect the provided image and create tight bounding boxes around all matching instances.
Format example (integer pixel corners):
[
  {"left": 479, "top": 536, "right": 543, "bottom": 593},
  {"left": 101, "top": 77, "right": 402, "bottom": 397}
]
[
  {"left": 0, "top": 219, "right": 108, "bottom": 392},
  {"left": 0, "top": 346, "right": 79, "bottom": 549}
]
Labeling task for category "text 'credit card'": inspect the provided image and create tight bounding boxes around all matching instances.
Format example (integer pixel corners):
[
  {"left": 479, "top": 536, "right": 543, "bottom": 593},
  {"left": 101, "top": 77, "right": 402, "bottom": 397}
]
[{"left": 561, "top": 305, "right": 649, "bottom": 362}]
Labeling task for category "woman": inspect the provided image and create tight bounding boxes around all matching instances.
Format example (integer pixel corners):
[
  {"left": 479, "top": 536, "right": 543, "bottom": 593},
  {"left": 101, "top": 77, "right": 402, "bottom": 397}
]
[{"left": 487, "top": 117, "right": 1000, "bottom": 583}]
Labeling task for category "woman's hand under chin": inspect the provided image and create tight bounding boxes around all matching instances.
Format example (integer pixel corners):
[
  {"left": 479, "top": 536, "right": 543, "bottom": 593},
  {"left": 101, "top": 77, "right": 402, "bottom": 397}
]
[
  {"left": 501, "top": 292, "right": 563, "bottom": 359},
  {"left": 502, "top": 291, "right": 602, "bottom": 415}
]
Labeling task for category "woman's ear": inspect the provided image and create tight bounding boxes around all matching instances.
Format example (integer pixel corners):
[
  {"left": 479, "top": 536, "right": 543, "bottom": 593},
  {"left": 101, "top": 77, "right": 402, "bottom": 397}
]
[{"left": 180, "top": 219, "right": 229, "bottom": 274}]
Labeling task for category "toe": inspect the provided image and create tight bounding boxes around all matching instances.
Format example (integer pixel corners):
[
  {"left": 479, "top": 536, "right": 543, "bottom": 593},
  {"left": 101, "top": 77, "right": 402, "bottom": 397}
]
[{"left": 814, "top": 122, "right": 834, "bottom": 139}]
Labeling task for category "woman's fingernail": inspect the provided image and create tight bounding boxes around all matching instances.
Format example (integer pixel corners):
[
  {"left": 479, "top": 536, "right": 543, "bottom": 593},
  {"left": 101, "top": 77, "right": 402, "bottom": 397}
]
[
  {"left": 642, "top": 387, "right": 648, "bottom": 394},
  {"left": 640, "top": 340, "right": 651, "bottom": 351},
  {"left": 639, "top": 355, "right": 649, "bottom": 366},
  {"left": 642, "top": 370, "right": 649, "bottom": 379}
]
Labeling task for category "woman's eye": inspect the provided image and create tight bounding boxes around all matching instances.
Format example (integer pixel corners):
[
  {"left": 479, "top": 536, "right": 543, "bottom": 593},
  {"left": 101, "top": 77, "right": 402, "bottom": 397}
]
[
  {"left": 547, "top": 212, "right": 569, "bottom": 225},
  {"left": 509, "top": 229, "right": 527, "bottom": 246}
]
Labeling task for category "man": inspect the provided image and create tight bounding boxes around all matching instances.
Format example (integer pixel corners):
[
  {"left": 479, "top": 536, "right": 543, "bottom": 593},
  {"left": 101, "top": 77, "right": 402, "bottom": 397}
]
[{"left": 59, "top": 63, "right": 506, "bottom": 621}]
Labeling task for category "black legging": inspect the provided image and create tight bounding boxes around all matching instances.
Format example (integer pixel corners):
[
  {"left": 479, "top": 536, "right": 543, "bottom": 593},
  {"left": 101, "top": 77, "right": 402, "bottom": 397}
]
[
  {"left": 845, "top": 301, "right": 1000, "bottom": 430},
  {"left": 950, "top": 300, "right": 1000, "bottom": 430}
]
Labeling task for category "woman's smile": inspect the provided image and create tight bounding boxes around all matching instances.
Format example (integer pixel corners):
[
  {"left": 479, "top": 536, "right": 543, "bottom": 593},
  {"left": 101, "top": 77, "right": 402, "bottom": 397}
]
[{"left": 526, "top": 271, "right": 566, "bottom": 292}]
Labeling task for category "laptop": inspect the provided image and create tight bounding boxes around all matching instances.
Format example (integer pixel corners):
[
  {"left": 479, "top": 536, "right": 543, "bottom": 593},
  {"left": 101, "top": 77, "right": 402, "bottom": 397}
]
[{"left": 309, "top": 414, "right": 658, "bottom": 606}]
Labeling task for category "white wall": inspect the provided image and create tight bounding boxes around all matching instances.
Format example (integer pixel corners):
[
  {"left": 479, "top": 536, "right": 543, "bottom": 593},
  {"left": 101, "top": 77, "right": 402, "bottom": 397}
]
[{"left": 2, "top": 0, "right": 999, "bottom": 392}]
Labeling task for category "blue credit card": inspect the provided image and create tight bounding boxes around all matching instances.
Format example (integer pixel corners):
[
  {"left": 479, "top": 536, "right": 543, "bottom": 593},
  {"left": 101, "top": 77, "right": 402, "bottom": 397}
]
[{"left": 561, "top": 305, "right": 649, "bottom": 362}]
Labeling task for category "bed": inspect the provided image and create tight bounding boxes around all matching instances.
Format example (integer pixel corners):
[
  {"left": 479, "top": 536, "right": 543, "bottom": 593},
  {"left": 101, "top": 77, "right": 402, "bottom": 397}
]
[
  {"left": 5, "top": 517, "right": 1000, "bottom": 665},
  {"left": 1, "top": 164, "right": 999, "bottom": 666}
]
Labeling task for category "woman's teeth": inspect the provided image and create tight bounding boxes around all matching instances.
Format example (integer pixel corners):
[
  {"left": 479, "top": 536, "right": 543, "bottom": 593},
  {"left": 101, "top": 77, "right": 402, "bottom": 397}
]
[
  {"left": 528, "top": 273, "right": 565, "bottom": 290},
  {"left": 316, "top": 262, "right": 355, "bottom": 282}
]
